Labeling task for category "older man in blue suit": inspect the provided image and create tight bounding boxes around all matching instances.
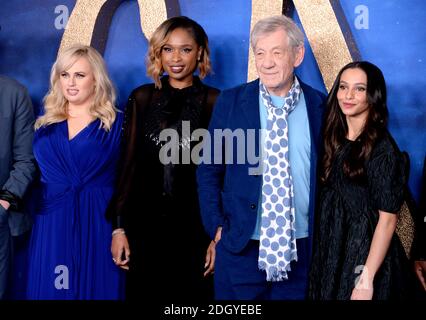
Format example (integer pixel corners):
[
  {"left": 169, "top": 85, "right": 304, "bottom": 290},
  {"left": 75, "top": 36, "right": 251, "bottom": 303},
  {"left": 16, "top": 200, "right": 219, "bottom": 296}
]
[
  {"left": 197, "top": 15, "right": 325, "bottom": 300},
  {"left": 0, "top": 76, "right": 36, "bottom": 299}
]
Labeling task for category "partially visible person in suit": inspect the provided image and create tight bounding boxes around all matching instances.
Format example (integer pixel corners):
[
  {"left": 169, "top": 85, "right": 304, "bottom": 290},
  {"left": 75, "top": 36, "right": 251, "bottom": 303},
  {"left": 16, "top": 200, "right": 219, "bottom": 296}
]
[
  {"left": 106, "top": 16, "right": 219, "bottom": 300},
  {"left": 197, "top": 15, "right": 326, "bottom": 300},
  {"left": 0, "top": 76, "right": 36, "bottom": 299}
]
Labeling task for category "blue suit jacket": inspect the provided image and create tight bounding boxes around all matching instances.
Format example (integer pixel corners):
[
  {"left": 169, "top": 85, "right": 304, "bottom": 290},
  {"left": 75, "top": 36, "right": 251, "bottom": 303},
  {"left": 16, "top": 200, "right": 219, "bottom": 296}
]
[{"left": 197, "top": 78, "right": 325, "bottom": 256}]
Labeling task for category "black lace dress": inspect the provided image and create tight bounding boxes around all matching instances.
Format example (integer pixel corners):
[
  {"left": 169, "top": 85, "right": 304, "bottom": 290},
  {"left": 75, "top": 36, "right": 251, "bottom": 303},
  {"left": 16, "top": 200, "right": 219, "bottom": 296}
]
[
  {"left": 106, "top": 76, "right": 219, "bottom": 300},
  {"left": 308, "top": 132, "right": 414, "bottom": 300}
]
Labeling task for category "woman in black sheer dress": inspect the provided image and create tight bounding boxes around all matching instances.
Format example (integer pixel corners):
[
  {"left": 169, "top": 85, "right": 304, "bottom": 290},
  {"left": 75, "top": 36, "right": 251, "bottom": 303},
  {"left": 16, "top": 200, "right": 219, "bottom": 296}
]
[
  {"left": 106, "top": 16, "right": 219, "bottom": 300},
  {"left": 309, "top": 61, "right": 414, "bottom": 300}
]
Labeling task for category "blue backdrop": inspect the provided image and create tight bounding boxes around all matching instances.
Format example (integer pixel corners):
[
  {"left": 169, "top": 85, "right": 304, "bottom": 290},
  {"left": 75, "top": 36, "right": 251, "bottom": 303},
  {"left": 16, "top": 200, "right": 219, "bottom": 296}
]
[{"left": 0, "top": 0, "right": 425, "bottom": 298}]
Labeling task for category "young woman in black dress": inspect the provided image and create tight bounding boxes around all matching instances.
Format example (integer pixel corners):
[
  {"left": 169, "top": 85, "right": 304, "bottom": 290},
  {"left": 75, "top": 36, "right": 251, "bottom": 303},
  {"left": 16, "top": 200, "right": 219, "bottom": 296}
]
[
  {"left": 106, "top": 16, "right": 220, "bottom": 300},
  {"left": 309, "top": 61, "right": 414, "bottom": 300}
]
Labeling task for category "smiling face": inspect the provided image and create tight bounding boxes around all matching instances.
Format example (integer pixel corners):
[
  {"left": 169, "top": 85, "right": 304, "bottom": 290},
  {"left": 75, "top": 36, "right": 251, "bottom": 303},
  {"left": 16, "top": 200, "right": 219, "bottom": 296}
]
[
  {"left": 59, "top": 56, "right": 96, "bottom": 109},
  {"left": 337, "top": 67, "right": 370, "bottom": 122},
  {"left": 161, "top": 27, "right": 202, "bottom": 89},
  {"left": 254, "top": 28, "right": 304, "bottom": 97}
]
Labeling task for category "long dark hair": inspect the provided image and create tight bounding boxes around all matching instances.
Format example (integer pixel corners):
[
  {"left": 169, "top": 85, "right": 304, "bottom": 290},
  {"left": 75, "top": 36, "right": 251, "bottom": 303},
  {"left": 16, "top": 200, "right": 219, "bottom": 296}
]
[{"left": 322, "top": 61, "right": 388, "bottom": 183}]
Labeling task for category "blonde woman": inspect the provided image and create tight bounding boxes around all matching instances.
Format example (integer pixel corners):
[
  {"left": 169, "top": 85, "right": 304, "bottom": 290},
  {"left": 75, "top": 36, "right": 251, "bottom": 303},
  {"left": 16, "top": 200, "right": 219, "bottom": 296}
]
[
  {"left": 106, "top": 16, "right": 219, "bottom": 300},
  {"left": 27, "top": 45, "right": 124, "bottom": 299}
]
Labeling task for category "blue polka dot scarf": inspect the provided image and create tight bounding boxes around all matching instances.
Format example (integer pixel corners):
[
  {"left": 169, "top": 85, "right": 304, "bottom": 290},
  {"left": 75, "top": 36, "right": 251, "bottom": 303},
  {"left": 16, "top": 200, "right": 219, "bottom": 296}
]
[{"left": 258, "top": 77, "right": 301, "bottom": 281}]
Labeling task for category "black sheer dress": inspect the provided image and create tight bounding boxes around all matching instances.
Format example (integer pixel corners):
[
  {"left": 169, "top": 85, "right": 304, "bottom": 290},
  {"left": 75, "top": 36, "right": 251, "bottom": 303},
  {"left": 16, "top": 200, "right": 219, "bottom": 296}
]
[
  {"left": 106, "top": 76, "right": 219, "bottom": 300},
  {"left": 308, "top": 132, "right": 414, "bottom": 300}
]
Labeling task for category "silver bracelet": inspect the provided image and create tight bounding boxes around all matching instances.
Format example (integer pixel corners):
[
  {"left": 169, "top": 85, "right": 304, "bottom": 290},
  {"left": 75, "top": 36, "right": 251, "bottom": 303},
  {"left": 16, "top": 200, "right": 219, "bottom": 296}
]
[{"left": 112, "top": 229, "right": 125, "bottom": 236}]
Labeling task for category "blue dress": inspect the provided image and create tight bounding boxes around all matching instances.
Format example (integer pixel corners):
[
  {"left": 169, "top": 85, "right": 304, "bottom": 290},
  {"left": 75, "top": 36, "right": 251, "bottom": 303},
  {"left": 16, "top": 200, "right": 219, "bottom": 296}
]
[{"left": 27, "top": 114, "right": 124, "bottom": 300}]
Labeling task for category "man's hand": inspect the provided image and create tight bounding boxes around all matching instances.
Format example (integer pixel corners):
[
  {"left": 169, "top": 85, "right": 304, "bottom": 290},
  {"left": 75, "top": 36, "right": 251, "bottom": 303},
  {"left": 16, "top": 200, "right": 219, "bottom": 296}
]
[
  {"left": 0, "top": 199, "right": 10, "bottom": 210},
  {"left": 204, "top": 240, "right": 216, "bottom": 277},
  {"left": 203, "top": 227, "right": 222, "bottom": 277},
  {"left": 214, "top": 226, "right": 222, "bottom": 243}
]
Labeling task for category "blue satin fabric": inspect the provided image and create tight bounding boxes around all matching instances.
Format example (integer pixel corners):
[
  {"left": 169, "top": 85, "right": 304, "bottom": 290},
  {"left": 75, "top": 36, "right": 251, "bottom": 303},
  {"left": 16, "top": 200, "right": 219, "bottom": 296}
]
[{"left": 27, "top": 115, "right": 125, "bottom": 300}]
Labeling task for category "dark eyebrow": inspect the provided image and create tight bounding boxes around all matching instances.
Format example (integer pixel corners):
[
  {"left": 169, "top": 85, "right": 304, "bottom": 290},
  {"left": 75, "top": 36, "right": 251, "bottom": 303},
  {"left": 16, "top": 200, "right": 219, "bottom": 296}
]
[
  {"left": 339, "top": 80, "right": 366, "bottom": 86},
  {"left": 163, "top": 43, "right": 194, "bottom": 47}
]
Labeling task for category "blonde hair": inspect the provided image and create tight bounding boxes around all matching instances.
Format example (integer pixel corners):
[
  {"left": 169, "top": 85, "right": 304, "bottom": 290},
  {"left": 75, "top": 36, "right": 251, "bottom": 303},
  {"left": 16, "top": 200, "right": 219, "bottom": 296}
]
[
  {"left": 35, "top": 44, "right": 117, "bottom": 131},
  {"left": 146, "top": 16, "right": 212, "bottom": 89}
]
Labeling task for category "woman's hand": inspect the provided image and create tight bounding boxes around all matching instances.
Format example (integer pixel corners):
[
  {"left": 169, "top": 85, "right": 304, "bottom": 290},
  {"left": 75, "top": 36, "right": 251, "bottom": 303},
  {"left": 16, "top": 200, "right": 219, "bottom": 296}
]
[
  {"left": 111, "top": 229, "right": 130, "bottom": 270},
  {"left": 351, "top": 287, "right": 373, "bottom": 300},
  {"left": 351, "top": 272, "right": 374, "bottom": 300},
  {"left": 351, "top": 210, "right": 397, "bottom": 300},
  {"left": 350, "top": 286, "right": 374, "bottom": 300}
]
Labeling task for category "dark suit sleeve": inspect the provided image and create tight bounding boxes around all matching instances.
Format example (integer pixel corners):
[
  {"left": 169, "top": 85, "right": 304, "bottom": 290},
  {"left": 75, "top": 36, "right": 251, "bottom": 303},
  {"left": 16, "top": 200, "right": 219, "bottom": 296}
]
[
  {"left": 1, "top": 85, "right": 36, "bottom": 206},
  {"left": 196, "top": 91, "right": 229, "bottom": 239}
]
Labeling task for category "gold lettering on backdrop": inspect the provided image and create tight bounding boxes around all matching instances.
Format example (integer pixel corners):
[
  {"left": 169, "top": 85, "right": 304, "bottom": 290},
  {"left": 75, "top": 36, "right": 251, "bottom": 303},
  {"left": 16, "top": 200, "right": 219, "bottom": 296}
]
[
  {"left": 292, "top": 0, "right": 353, "bottom": 91},
  {"left": 249, "top": 0, "right": 355, "bottom": 92},
  {"left": 60, "top": 1, "right": 356, "bottom": 92},
  {"left": 248, "top": 0, "right": 283, "bottom": 82},
  {"left": 59, "top": 0, "right": 167, "bottom": 56},
  {"left": 136, "top": 0, "right": 167, "bottom": 41},
  {"left": 59, "top": 0, "right": 108, "bottom": 55}
]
